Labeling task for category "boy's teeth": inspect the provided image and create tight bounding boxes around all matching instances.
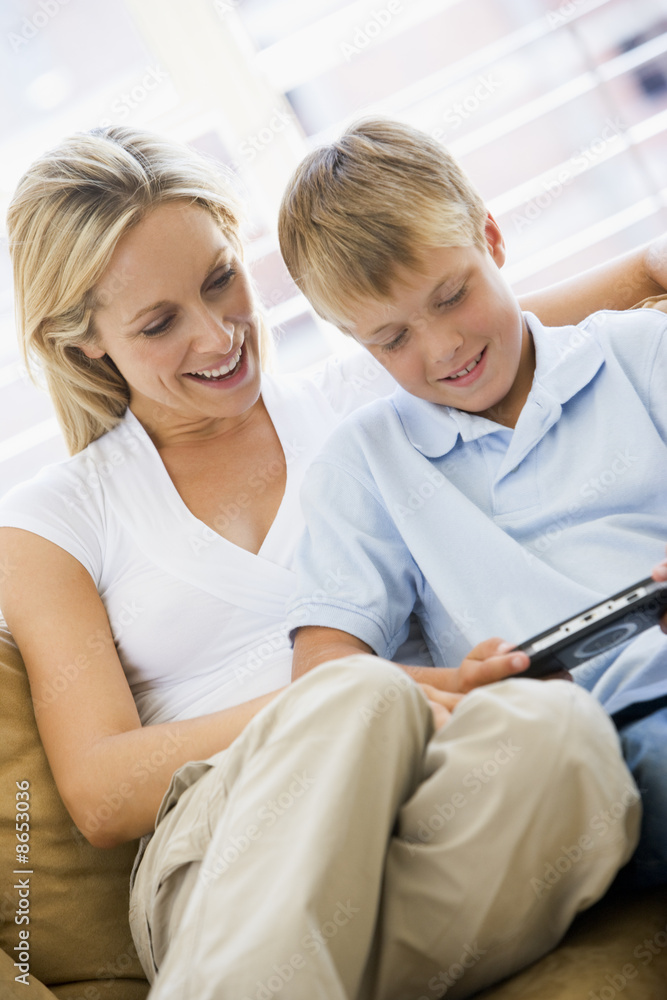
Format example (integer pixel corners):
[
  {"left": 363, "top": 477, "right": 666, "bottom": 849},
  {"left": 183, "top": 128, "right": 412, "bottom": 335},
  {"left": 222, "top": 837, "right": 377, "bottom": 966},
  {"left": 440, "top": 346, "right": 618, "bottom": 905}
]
[
  {"left": 191, "top": 347, "right": 242, "bottom": 378},
  {"left": 447, "top": 352, "right": 482, "bottom": 379}
]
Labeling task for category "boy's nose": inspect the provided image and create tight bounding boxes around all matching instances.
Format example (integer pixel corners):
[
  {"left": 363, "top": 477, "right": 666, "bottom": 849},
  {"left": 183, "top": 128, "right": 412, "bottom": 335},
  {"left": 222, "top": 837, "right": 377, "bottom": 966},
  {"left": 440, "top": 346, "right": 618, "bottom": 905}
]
[{"left": 423, "top": 324, "right": 463, "bottom": 367}]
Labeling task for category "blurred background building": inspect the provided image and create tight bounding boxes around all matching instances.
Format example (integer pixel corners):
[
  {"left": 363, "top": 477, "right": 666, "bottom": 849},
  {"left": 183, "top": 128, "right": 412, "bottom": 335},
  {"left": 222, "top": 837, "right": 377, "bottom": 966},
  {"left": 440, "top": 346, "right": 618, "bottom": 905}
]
[{"left": 1, "top": 0, "right": 666, "bottom": 495}]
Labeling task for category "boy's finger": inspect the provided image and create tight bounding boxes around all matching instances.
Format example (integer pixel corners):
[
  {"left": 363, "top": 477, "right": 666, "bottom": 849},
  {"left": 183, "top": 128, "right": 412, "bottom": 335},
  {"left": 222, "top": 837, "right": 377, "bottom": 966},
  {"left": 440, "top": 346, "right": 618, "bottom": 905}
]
[
  {"left": 652, "top": 559, "right": 667, "bottom": 581},
  {"left": 650, "top": 558, "right": 667, "bottom": 631},
  {"left": 459, "top": 651, "right": 529, "bottom": 691},
  {"left": 419, "top": 684, "right": 463, "bottom": 711},
  {"left": 466, "top": 637, "right": 516, "bottom": 660},
  {"left": 428, "top": 701, "right": 452, "bottom": 731}
]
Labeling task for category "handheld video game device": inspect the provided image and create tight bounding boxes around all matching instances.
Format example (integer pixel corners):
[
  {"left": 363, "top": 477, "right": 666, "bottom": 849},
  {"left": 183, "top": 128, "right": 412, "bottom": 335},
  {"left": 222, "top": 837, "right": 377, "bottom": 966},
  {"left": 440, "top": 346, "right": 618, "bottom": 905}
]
[{"left": 515, "top": 577, "right": 667, "bottom": 679}]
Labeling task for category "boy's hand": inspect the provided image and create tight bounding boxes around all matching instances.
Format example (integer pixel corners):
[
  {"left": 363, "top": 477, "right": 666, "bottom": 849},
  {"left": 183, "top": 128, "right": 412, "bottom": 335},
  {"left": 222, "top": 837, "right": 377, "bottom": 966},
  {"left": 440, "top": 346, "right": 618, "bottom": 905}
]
[
  {"left": 418, "top": 684, "right": 464, "bottom": 730},
  {"left": 454, "top": 638, "right": 530, "bottom": 693},
  {"left": 453, "top": 638, "right": 572, "bottom": 691},
  {"left": 652, "top": 548, "right": 667, "bottom": 633},
  {"left": 454, "top": 636, "right": 576, "bottom": 694}
]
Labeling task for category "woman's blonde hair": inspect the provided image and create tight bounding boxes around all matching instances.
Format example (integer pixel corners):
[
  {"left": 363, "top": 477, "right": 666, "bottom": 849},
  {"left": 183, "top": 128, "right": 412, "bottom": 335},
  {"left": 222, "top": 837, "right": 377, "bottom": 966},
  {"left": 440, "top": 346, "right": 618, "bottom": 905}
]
[
  {"left": 7, "top": 126, "right": 272, "bottom": 454},
  {"left": 278, "top": 117, "right": 488, "bottom": 329}
]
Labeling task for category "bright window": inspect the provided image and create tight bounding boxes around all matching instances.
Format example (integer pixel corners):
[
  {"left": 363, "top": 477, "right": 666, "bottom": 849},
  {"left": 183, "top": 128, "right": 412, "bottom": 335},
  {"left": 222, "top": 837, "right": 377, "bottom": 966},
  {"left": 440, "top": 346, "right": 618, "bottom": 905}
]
[{"left": 1, "top": 0, "right": 665, "bottom": 495}]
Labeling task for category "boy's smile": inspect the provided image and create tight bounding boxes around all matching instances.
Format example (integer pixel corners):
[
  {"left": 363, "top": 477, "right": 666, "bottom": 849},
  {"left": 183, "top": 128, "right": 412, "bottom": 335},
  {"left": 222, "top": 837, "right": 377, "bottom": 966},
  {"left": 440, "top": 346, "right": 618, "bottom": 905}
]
[{"left": 346, "top": 216, "right": 535, "bottom": 429}]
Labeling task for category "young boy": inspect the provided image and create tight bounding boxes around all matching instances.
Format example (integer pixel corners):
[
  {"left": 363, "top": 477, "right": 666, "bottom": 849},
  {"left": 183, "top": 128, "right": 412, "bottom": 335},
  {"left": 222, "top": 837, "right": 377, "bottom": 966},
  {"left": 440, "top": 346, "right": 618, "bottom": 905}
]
[{"left": 277, "top": 118, "right": 667, "bottom": 888}]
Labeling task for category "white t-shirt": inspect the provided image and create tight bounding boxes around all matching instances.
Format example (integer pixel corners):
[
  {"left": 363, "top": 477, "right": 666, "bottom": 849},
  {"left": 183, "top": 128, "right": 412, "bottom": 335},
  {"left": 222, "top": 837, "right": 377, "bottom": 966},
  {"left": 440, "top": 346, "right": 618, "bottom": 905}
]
[{"left": 0, "top": 353, "right": 396, "bottom": 725}]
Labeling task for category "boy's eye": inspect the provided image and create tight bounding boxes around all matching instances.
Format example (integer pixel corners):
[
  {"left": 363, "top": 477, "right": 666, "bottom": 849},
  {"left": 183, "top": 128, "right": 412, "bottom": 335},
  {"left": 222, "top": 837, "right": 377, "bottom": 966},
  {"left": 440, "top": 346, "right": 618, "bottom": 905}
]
[
  {"left": 380, "top": 283, "right": 467, "bottom": 352},
  {"left": 383, "top": 329, "right": 408, "bottom": 352},
  {"left": 439, "top": 285, "right": 466, "bottom": 308}
]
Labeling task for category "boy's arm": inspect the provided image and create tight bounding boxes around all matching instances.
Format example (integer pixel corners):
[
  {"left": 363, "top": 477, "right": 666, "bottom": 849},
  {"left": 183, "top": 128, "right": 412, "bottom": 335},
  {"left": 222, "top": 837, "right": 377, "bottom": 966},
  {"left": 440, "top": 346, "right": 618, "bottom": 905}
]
[
  {"left": 286, "top": 453, "right": 421, "bottom": 671},
  {"left": 292, "top": 626, "right": 531, "bottom": 692},
  {"left": 518, "top": 235, "right": 667, "bottom": 326},
  {"left": 288, "top": 453, "right": 536, "bottom": 692},
  {"left": 291, "top": 626, "right": 465, "bottom": 730},
  {"left": 292, "top": 626, "right": 374, "bottom": 679}
]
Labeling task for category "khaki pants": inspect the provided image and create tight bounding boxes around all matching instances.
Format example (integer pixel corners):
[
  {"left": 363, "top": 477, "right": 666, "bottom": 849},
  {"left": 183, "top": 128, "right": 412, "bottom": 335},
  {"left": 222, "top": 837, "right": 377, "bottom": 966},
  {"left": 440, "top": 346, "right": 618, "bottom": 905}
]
[{"left": 129, "top": 657, "right": 640, "bottom": 1000}]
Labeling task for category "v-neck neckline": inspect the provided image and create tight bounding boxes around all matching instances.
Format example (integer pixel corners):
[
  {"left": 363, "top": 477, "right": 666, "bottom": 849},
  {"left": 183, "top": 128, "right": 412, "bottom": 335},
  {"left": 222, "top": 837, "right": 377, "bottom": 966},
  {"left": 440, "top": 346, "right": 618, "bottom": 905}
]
[{"left": 124, "top": 374, "right": 293, "bottom": 564}]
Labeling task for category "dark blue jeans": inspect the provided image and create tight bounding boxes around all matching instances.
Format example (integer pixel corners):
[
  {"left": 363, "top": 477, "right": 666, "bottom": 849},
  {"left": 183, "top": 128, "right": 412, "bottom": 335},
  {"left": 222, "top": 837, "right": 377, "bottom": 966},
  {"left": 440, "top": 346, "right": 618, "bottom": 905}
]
[{"left": 614, "top": 698, "right": 667, "bottom": 888}]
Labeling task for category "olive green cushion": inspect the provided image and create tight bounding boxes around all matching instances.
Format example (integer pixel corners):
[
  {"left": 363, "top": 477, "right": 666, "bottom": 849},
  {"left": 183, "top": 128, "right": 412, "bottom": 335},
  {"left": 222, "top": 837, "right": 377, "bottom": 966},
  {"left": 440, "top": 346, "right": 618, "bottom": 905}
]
[
  {"left": 0, "top": 946, "right": 148, "bottom": 998},
  {"left": 0, "top": 621, "right": 148, "bottom": 995},
  {"left": 49, "top": 980, "right": 151, "bottom": 1000},
  {"left": 477, "top": 883, "right": 667, "bottom": 997},
  {"left": 0, "top": 946, "right": 55, "bottom": 998}
]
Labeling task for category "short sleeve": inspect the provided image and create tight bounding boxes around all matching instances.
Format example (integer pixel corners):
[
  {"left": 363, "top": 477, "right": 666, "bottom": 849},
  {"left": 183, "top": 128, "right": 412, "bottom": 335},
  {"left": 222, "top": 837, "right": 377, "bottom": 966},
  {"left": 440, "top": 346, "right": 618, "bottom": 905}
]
[
  {"left": 648, "top": 319, "right": 667, "bottom": 444},
  {"left": 596, "top": 308, "right": 667, "bottom": 441},
  {"left": 286, "top": 457, "right": 419, "bottom": 659},
  {"left": 0, "top": 460, "right": 106, "bottom": 585}
]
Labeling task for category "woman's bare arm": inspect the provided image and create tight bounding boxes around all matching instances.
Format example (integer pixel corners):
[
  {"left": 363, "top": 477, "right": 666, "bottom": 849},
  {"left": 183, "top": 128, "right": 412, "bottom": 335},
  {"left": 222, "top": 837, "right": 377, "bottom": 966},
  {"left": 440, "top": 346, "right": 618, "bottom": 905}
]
[
  {"left": 0, "top": 528, "right": 283, "bottom": 849},
  {"left": 518, "top": 235, "right": 667, "bottom": 326}
]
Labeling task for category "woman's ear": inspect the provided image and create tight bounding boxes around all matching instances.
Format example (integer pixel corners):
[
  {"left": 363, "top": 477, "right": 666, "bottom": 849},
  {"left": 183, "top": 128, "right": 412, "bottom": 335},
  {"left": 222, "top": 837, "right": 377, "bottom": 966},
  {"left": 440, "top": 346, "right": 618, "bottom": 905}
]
[
  {"left": 79, "top": 342, "right": 106, "bottom": 360},
  {"left": 484, "top": 213, "right": 507, "bottom": 268}
]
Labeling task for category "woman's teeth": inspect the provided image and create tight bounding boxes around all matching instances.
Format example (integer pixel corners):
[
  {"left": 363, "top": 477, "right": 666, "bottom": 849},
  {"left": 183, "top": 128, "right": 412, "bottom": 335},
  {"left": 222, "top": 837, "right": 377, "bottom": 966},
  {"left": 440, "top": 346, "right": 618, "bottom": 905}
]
[
  {"left": 446, "top": 351, "right": 483, "bottom": 379},
  {"left": 190, "top": 346, "right": 242, "bottom": 379}
]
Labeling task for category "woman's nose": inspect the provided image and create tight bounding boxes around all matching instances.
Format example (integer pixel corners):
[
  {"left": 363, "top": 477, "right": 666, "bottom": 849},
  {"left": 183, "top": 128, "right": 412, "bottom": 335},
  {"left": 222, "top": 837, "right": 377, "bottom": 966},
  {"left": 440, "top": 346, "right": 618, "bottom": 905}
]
[{"left": 192, "top": 309, "right": 235, "bottom": 352}]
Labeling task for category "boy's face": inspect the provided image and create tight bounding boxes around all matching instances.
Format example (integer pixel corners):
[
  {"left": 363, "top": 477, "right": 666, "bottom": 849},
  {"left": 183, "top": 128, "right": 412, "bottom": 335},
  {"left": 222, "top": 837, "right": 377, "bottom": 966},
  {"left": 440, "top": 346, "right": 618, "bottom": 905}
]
[{"left": 346, "top": 215, "right": 534, "bottom": 427}]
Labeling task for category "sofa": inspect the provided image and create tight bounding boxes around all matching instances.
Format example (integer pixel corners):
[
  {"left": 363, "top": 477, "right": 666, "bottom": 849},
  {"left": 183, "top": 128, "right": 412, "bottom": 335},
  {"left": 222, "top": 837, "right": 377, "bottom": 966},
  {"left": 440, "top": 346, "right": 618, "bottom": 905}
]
[
  {"left": 1, "top": 620, "right": 666, "bottom": 999},
  {"left": 0, "top": 622, "right": 149, "bottom": 999}
]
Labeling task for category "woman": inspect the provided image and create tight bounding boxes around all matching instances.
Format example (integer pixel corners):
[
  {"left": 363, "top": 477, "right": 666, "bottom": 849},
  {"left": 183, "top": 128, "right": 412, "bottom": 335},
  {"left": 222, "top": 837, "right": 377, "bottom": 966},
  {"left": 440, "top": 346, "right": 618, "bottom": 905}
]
[{"left": 0, "top": 126, "right": 663, "bottom": 998}]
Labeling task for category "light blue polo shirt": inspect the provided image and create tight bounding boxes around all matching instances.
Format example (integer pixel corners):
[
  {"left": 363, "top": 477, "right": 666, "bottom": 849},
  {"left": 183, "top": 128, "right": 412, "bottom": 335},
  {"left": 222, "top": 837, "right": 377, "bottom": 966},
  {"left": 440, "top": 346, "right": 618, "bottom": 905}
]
[{"left": 287, "top": 309, "right": 667, "bottom": 717}]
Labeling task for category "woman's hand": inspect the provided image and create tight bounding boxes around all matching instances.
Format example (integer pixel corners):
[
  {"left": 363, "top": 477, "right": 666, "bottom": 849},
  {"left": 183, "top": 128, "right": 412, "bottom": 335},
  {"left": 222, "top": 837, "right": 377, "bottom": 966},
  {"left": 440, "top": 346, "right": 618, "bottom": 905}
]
[
  {"left": 518, "top": 233, "right": 667, "bottom": 325},
  {"left": 644, "top": 234, "right": 667, "bottom": 298},
  {"left": 418, "top": 684, "right": 464, "bottom": 730},
  {"left": 652, "top": 547, "right": 667, "bottom": 633}
]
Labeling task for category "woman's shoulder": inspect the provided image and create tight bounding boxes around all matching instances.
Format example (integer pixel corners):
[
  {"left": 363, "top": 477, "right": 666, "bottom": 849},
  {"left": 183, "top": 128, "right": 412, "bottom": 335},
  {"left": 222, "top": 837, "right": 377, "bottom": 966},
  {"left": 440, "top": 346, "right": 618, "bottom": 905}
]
[
  {"left": 0, "top": 410, "right": 140, "bottom": 510},
  {"left": 0, "top": 410, "right": 142, "bottom": 582}
]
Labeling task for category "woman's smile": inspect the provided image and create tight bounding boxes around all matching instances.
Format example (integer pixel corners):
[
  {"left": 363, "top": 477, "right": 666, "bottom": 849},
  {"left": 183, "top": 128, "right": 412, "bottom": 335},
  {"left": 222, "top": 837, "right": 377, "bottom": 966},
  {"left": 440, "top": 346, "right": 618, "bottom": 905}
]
[{"left": 183, "top": 340, "right": 245, "bottom": 383}]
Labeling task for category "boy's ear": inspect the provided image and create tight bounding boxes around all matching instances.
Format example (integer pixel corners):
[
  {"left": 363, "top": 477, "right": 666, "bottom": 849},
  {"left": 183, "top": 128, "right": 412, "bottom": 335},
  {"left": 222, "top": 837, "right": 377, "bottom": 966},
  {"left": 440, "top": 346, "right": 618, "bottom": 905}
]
[{"left": 484, "top": 213, "right": 506, "bottom": 268}]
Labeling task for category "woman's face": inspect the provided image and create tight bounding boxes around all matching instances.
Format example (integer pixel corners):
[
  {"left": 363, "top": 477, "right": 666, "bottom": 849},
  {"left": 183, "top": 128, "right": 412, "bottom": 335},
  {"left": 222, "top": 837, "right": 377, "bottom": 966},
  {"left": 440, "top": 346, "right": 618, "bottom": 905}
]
[{"left": 84, "top": 201, "right": 263, "bottom": 439}]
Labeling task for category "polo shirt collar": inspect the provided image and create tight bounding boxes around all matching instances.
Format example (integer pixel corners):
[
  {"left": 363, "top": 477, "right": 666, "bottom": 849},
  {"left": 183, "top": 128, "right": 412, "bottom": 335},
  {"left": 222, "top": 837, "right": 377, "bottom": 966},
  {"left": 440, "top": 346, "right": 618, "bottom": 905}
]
[
  {"left": 526, "top": 311, "right": 605, "bottom": 404},
  {"left": 392, "top": 310, "right": 605, "bottom": 459}
]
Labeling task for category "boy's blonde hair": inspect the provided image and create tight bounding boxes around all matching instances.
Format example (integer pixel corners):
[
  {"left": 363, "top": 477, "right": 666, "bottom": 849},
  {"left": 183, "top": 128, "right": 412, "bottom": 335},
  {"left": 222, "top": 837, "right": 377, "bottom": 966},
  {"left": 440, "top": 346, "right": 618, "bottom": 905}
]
[
  {"left": 278, "top": 117, "right": 488, "bottom": 329},
  {"left": 7, "top": 126, "right": 272, "bottom": 455}
]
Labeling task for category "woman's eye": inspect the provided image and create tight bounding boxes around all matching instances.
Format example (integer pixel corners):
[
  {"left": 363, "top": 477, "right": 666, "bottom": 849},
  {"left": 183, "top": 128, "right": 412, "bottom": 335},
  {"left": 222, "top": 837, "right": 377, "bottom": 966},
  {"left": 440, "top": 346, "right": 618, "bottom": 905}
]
[
  {"left": 138, "top": 266, "right": 238, "bottom": 337},
  {"left": 141, "top": 316, "right": 174, "bottom": 338},
  {"left": 210, "top": 266, "right": 236, "bottom": 291},
  {"left": 383, "top": 330, "right": 408, "bottom": 352}
]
